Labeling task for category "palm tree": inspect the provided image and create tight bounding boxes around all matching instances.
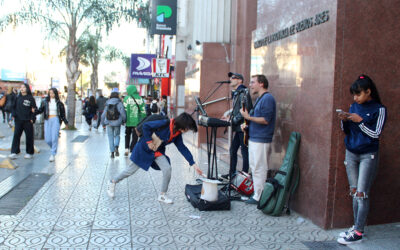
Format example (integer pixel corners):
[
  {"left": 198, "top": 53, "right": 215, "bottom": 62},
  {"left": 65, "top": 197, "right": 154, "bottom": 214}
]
[{"left": 0, "top": 0, "right": 148, "bottom": 128}]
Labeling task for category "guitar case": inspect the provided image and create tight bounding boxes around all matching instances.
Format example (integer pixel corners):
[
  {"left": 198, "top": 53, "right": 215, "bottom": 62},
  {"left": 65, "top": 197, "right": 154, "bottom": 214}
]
[
  {"left": 257, "top": 131, "right": 301, "bottom": 216},
  {"left": 185, "top": 184, "right": 230, "bottom": 211}
]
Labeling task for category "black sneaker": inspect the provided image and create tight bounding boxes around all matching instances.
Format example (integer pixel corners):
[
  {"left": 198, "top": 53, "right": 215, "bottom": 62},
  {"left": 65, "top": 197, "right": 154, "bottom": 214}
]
[
  {"left": 110, "top": 152, "right": 115, "bottom": 158},
  {"left": 337, "top": 231, "right": 363, "bottom": 245},
  {"left": 115, "top": 147, "right": 119, "bottom": 157}
]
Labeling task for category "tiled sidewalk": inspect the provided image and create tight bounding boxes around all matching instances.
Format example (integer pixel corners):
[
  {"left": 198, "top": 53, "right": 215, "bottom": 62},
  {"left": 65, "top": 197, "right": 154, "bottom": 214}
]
[{"left": 0, "top": 122, "right": 398, "bottom": 249}]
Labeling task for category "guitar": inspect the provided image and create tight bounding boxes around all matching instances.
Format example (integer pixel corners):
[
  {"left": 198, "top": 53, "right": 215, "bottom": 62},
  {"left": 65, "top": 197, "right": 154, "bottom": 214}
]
[{"left": 242, "top": 94, "right": 249, "bottom": 146}]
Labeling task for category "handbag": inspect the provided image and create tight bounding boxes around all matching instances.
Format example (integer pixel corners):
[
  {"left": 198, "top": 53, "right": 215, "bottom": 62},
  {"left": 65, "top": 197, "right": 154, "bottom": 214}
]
[{"left": 0, "top": 95, "right": 6, "bottom": 107}]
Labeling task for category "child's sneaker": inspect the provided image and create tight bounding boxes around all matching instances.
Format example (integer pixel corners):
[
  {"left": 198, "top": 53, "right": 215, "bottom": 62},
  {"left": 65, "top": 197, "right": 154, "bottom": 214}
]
[
  {"left": 158, "top": 194, "right": 173, "bottom": 204},
  {"left": 107, "top": 181, "right": 116, "bottom": 198},
  {"left": 339, "top": 226, "right": 365, "bottom": 237},
  {"left": 337, "top": 230, "right": 363, "bottom": 245}
]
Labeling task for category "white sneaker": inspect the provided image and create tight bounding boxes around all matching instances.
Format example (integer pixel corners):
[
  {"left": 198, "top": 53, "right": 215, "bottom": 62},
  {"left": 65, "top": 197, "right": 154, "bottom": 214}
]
[
  {"left": 339, "top": 225, "right": 354, "bottom": 238},
  {"left": 158, "top": 194, "right": 173, "bottom": 204},
  {"left": 9, "top": 153, "right": 17, "bottom": 159},
  {"left": 124, "top": 148, "right": 129, "bottom": 156},
  {"left": 49, "top": 155, "right": 55, "bottom": 162},
  {"left": 24, "top": 154, "right": 33, "bottom": 159},
  {"left": 107, "top": 181, "right": 116, "bottom": 198}
]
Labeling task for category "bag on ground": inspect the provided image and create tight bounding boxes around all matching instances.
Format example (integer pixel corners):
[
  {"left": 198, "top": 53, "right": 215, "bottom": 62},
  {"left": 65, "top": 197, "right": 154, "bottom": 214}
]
[{"left": 257, "top": 131, "right": 301, "bottom": 216}]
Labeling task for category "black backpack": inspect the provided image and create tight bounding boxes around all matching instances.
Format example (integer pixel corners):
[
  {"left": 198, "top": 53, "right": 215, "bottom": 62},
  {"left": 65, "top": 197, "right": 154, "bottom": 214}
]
[
  {"left": 151, "top": 102, "right": 158, "bottom": 113},
  {"left": 106, "top": 103, "right": 120, "bottom": 120},
  {"left": 135, "top": 114, "right": 169, "bottom": 137}
]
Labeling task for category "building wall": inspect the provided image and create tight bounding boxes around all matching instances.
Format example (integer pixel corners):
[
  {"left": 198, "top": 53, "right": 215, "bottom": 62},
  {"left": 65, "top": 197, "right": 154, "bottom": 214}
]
[{"left": 253, "top": 0, "right": 400, "bottom": 229}]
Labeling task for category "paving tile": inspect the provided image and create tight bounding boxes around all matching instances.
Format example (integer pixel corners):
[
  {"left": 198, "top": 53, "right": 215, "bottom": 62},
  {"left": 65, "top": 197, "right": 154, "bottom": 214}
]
[
  {"left": 2, "top": 230, "right": 48, "bottom": 249},
  {"left": 44, "top": 228, "right": 90, "bottom": 248},
  {"left": 89, "top": 229, "right": 131, "bottom": 248}
]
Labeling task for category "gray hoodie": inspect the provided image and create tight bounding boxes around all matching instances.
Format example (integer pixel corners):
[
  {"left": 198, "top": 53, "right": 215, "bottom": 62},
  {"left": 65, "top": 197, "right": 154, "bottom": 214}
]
[{"left": 101, "top": 98, "right": 126, "bottom": 126}]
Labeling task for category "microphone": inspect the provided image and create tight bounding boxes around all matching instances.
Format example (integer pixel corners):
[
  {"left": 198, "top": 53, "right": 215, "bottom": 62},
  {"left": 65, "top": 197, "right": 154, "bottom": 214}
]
[{"left": 215, "top": 80, "right": 231, "bottom": 84}]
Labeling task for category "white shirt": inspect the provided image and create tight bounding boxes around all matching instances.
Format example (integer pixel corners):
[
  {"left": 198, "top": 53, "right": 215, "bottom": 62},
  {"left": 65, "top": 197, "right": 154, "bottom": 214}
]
[{"left": 49, "top": 99, "right": 57, "bottom": 116}]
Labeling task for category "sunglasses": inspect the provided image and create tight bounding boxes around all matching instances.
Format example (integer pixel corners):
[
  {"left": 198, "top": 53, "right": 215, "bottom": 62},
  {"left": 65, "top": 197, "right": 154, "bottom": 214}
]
[{"left": 231, "top": 76, "right": 240, "bottom": 80}]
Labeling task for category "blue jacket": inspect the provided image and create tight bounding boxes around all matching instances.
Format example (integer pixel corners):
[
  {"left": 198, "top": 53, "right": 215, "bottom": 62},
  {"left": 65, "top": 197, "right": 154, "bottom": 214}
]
[
  {"left": 341, "top": 100, "right": 386, "bottom": 154},
  {"left": 130, "top": 119, "right": 195, "bottom": 171}
]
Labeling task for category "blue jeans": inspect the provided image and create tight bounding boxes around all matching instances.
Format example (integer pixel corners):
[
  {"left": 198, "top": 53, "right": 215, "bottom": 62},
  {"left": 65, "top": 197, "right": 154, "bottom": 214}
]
[
  {"left": 107, "top": 126, "right": 121, "bottom": 153},
  {"left": 345, "top": 149, "right": 379, "bottom": 232},
  {"left": 44, "top": 117, "right": 61, "bottom": 155}
]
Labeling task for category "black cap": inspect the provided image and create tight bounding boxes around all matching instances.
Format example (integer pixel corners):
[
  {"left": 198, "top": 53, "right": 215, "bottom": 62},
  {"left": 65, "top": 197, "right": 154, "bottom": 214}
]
[{"left": 228, "top": 72, "right": 244, "bottom": 81}]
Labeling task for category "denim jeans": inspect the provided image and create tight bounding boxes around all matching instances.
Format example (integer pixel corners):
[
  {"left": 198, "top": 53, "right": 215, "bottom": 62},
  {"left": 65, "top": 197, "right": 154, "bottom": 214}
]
[
  {"left": 44, "top": 117, "right": 61, "bottom": 155},
  {"left": 345, "top": 149, "right": 379, "bottom": 232},
  {"left": 107, "top": 126, "right": 121, "bottom": 153}
]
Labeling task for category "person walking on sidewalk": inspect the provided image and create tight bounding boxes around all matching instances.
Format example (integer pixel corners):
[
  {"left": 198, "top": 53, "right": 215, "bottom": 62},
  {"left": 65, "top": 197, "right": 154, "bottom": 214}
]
[
  {"left": 222, "top": 72, "right": 252, "bottom": 179},
  {"left": 83, "top": 96, "right": 98, "bottom": 131},
  {"left": 9, "top": 83, "right": 37, "bottom": 159},
  {"left": 34, "top": 88, "right": 69, "bottom": 162},
  {"left": 337, "top": 75, "right": 387, "bottom": 245},
  {"left": 4, "top": 87, "right": 16, "bottom": 127},
  {"left": 101, "top": 90, "right": 126, "bottom": 158},
  {"left": 240, "top": 75, "right": 276, "bottom": 205},
  {"left": 123, "top": 85, "right": 146, "bottom": 156},
  {"left": 96, "top": 91, "right": 107, "bottom": 131},
  {"left": 107, "top": 112, "right": 203, "bottom": 203}
]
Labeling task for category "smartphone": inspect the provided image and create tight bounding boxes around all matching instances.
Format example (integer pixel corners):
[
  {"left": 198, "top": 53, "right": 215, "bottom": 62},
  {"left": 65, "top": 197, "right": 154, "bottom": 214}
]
[{"left": 336, "top": 109, "right": 343, "bottom": 113}]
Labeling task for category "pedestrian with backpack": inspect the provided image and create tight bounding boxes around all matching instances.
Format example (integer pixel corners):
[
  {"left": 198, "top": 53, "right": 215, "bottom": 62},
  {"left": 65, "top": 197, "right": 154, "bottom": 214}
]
[
  {"left": 107, "top": 112, "right": 203, "bottom": 204},
  {"left": 123, "top": 85, "right": 146, "bottom": 156},
  {"left": 101, "top": 90, "right": 126, "bottom": 158},
  {"left": 336, "top": 75, "right": 387, "bottom": 245}
]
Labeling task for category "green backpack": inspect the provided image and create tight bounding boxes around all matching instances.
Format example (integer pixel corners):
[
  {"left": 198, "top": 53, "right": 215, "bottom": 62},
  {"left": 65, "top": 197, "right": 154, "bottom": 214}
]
[{"left": 257, "top": 132, "right": 301, "bottom": 216}]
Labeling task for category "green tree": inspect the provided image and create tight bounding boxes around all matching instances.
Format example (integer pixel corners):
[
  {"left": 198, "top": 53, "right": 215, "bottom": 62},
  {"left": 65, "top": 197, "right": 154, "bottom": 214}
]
[
  {"left": 0, "top": 0, "right": 146, "bottom": 128},
  {"left": 79, "top": 29, "right": 102, "bottom": 96}
]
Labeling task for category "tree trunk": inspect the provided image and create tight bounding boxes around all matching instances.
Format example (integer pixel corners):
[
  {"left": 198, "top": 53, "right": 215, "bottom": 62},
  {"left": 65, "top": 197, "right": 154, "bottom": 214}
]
[
  {"left": 65, "top": 27, "right": 81, "bottom": 127},
  {"left": 90, "top": 52, "right": 99, "bottom": 96}
]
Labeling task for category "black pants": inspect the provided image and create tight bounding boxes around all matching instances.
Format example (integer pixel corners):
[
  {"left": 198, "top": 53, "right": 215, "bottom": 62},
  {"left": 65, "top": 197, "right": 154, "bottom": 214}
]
[
  {"left": 125, "top": 126, "right": 138, "bottom": 152},
  {"left": 230, "top": 131, "right": 249, "bottom": 174},
  {"left": 11, "top": 120, "right": 34, "bottom": 154}
]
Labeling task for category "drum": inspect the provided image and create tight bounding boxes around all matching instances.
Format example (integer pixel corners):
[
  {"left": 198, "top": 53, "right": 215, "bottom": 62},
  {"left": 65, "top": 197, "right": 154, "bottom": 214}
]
[{"left": 231, "top": 171, "right": 254, "bottom": 196}]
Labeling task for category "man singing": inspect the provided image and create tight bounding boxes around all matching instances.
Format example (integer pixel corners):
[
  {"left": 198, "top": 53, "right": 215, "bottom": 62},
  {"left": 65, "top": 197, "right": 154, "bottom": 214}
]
[{"left": 240, "top": 75, "right": 276, "bottom": 204}]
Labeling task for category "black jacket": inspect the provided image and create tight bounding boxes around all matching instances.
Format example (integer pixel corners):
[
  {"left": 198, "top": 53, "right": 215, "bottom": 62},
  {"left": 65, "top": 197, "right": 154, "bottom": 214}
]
[
  {"left": 12, "top": 94, "right": 37, "bottom": 122},
  {"left": 230, "top": 85, "right": 253, "bottom": 132},
  {"left": 36, "top": 99, "right": 69, "bottom": 125}
]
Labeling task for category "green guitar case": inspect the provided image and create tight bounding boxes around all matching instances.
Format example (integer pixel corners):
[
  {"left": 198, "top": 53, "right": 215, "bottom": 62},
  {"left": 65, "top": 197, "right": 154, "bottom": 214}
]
[{"left": 257, "top": 131, "right": 301, "bottom": 216}]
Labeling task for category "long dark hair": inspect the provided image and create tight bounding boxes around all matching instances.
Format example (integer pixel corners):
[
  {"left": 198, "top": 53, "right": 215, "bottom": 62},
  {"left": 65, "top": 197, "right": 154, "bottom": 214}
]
[
  {"left": 89, "top": 96, "right": 96, "bottom": 106},
  {"left": 173, "top": 112, "right": 198, "bottom": 133},
  {"left": 350, "top": 74, "right": 382, "bottom": 104},
  {"left": 46, "top": 88, "right": 60, "bottom": 102},
  {"left": 22, "top": 83, "right": 33, "bottom": 96}
]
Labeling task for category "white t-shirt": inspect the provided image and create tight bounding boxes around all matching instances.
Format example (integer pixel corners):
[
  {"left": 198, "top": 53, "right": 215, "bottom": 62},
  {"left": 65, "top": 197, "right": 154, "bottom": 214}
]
[{"left": 49, "top": 99, "right": 57, "bottom": 116}]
